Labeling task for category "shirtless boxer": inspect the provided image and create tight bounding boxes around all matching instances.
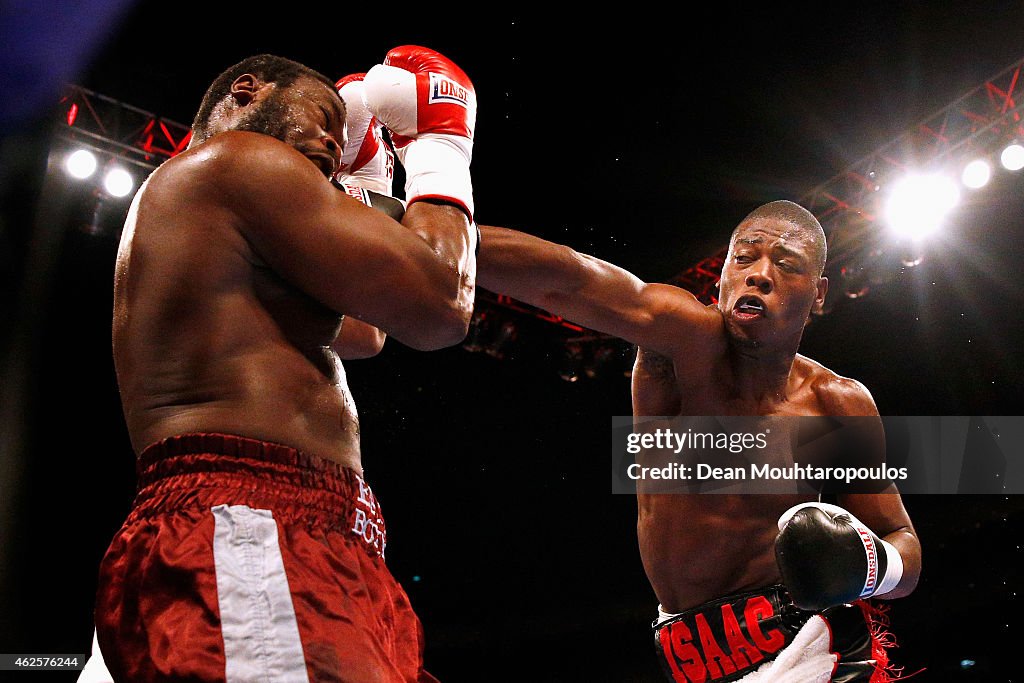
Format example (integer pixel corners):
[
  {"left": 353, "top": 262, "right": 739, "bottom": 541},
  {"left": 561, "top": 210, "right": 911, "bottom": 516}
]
[
  {"left": 86, "top": 48, "right": 478, "bottom": 683},
  {"left": 477, "top": 201, "right": 921, "bottom": 681}
]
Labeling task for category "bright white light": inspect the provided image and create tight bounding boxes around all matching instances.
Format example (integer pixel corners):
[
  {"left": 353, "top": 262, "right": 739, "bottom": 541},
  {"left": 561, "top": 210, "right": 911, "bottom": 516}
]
[
  {"left": 1001, "top": 143, "right": 1024, "bottom": 171},
  {"left": 65, "top": 149, "right": 97, "bottom": 179},
  {"left": 103, "top": 168, "right": 134, "bottom": 197},
  {"left": 884, "top": 173, "right": 960, "bottom": 240},
  {"left": 961, "top": 159, "right": 991, "bottom": 189}
]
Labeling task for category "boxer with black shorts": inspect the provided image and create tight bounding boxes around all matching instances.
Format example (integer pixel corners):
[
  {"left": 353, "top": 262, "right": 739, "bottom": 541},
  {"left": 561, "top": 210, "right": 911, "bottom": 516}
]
[
  {"left": 81, "top": 48, "right": 478, "bottom": 683},
  {"left": 477, "top": 202, "right": 922, "bottom": 681}
]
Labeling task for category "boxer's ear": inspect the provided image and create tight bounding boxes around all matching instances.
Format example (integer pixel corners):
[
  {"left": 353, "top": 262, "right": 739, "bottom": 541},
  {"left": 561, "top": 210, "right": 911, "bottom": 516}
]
[
  {"left": 814, "top": 276, "right": 828, "bottom": 311},
  {"left": 230, "top": 74, "right": 260, "bottom": 105}
]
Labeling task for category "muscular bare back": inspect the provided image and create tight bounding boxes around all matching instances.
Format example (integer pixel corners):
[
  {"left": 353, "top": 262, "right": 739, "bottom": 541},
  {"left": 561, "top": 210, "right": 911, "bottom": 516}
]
[{"left": 113, "top": 136, "right": 362, "bottom": 470}]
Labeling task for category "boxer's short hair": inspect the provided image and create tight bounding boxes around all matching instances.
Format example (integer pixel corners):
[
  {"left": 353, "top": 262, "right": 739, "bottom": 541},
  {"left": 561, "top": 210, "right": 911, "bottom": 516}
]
[
  {"left": 733, "top": 200, "right": 828, "bottom": 276},
  {"left": 192, "top": 54, "right": 336, "bottom": 139}
]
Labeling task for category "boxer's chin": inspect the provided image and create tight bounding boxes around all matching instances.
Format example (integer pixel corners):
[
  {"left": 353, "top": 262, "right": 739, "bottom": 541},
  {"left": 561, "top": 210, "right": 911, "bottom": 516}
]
[{"left": 724, "top": 318, "right": 766, "bottom": 349}]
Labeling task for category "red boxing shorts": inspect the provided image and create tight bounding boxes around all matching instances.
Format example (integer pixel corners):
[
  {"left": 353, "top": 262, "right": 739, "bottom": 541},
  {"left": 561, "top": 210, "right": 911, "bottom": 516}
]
[
  {"left": 653, "top": 585, "right": 898, "bottom": 682},
  {"left": 94, "top": 433, "right": 438, "bottom": 683}
]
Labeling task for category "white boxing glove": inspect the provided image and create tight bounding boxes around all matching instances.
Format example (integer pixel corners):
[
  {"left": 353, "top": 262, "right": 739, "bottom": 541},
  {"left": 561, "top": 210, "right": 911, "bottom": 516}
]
[
  {"left": 334, "top": 73, "right": 395, "bottom": 195},
  {"left": 363, "top": 45, "right": 476, "bottom": 221}
]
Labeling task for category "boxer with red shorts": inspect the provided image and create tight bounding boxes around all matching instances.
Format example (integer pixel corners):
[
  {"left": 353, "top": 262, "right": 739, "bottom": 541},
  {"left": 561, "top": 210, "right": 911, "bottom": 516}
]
[
  {"left": 95, "top": 433, "right": 433, "bottom": 682},
  {"left": 81, "top": 46, "right": 478, "bottom": 682}
]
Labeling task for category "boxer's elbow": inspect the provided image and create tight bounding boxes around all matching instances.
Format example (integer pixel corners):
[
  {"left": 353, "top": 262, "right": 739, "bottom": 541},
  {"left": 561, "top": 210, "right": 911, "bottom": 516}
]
[
  {"left": 433, "top": 299, "right": 473, "bottom": 348},
  {"left": 896, "top": 547, "right": 923, "bottom": 599},
  {"left": 367, "top": 329, "right": 388, "bottom": 356},
  {"left": 390, "top": 249, "right": 474, "bottom": 349},
  {"left": 332, "top": 327, "right": 386, "bottom": 359},
  {"left": 345, "top": 329, "right": 387, "bottom": 359},
  {"left": 402, "top": 295, "right": 472, "bottom": 351}
]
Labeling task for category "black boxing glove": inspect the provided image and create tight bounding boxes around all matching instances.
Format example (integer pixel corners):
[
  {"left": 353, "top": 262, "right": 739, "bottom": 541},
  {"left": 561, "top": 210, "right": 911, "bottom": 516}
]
[{"left": 775, "top": 502, "right": 904, "bottom": 611}]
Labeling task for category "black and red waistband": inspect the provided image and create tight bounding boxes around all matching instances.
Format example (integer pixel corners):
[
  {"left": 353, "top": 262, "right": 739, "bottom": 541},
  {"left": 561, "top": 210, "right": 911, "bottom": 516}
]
[{"left": 653, "top": 585, "right": 892, "bottom": 682}]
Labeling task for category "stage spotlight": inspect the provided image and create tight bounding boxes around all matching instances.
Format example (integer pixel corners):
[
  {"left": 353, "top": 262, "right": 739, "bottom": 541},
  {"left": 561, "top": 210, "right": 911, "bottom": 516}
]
[
  {"left": 884, "top": 173, "right": 959, "bottom": 240},
  {"left": 961, "top": 159, "right": 991, "bottom": 189},
  {"left": 1000, "top": 143, "right": 1024, "bottom": 171},
  {"left": 900, "top": 253, "right": 924, "bottom": 268},
  {"left": 104, "top": 167, "right": 135, "bottom": 197},
  {"left": 65, "top": 149, "right": 97, "bottom": 179}
]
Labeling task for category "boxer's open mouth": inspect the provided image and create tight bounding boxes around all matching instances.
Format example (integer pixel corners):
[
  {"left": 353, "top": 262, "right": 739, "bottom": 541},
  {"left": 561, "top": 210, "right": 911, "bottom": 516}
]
[{"left": 734, "top": 295, "right": 766, "bottom": 320}]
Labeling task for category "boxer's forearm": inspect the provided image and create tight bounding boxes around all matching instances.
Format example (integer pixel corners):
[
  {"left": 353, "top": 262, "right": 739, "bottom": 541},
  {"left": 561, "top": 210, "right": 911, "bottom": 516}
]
[
  {"left": 877, "top": 527, "right": 921, "bottom": 599},
  {"left": 835, "top": 487, "right": 921, "bottom": 601},
  {"left": 476, "top": 225, "right": 708, "bottom": 353},
  {"left": 477, "top": 225, "right": 587, "bottom": 303},
  {"left": 399, "top": 202, "right": 476, "bottom": 347}
]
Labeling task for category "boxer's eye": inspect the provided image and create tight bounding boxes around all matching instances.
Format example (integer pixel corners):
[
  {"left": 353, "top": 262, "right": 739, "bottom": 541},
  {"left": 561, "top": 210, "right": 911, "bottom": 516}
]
[{"left": 777, "top": 260, "right": 804, "bottom": 274}]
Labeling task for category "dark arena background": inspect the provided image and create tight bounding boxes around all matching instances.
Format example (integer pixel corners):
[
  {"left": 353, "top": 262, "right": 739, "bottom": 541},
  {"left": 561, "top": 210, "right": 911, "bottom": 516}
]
[{"left": 2, "top": 3, "right": 1023, "bottom": 680}]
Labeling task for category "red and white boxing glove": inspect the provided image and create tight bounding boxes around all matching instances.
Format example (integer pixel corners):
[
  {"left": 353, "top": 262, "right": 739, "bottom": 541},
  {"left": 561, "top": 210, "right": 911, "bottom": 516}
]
[
  {"left": 335, "top": 73, "right": 396, "bottom": 195},
  {"left": 775, "top": 502, "right": 904, "bottom": 611},
  {"left": 363, "top": 45, "right": 476, "bottom": 220}
]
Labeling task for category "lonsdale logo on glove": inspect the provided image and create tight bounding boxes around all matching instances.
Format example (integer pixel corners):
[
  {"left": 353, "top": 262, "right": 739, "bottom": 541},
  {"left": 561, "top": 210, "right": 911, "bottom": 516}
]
[
  {"left": 775, "top": 502, "right": 905, "bottom": 611},
  {"left": 364, "top": 45, "right": 478, "bottom": 220},
  {"left": 428, "top": 73, "right": 470, "bottom": 107}
]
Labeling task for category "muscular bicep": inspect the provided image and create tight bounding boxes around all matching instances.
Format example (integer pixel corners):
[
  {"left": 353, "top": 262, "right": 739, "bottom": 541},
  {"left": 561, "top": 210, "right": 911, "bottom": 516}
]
[{"left": 221, "top": 135, "right": 466, "bottom": 347}]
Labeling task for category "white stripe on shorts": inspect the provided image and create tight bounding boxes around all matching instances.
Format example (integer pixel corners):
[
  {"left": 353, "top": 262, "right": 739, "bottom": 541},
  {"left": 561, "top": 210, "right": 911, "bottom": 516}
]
[{"left": 212, "top": 504, "right": 310, "bottom": 683}]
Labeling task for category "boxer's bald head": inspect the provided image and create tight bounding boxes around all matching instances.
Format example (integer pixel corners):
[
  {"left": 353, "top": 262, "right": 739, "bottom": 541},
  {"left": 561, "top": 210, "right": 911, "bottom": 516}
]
[
  {"left": 731, "top": 200, "right": 827, "bottom": 277},
  {"left": 718, "top": 200, "right": 829, "bottom": 349}
]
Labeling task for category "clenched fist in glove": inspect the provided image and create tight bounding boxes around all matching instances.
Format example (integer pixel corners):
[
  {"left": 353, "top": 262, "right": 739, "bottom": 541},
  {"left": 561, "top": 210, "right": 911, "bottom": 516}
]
[
  {"left": 775, "top": 502, "right": 904, "bottom": 611},
  {"left": 335, "top": 73, "right": 395, "bottom": 195},
  {"left": 363, "top": 45, "right": 477, "bottom": 221}
]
